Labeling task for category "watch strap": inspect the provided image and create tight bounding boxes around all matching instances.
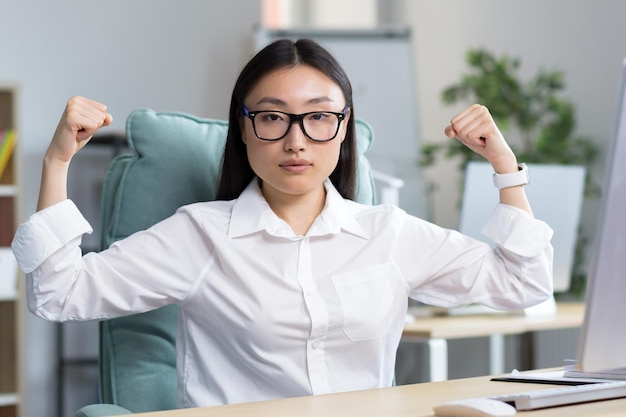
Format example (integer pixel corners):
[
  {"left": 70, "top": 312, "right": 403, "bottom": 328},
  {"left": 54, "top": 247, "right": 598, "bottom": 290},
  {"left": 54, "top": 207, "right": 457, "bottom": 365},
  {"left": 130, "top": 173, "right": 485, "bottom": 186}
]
[{"left": 492, "top": 163, "right": 529, "bottom": 190}]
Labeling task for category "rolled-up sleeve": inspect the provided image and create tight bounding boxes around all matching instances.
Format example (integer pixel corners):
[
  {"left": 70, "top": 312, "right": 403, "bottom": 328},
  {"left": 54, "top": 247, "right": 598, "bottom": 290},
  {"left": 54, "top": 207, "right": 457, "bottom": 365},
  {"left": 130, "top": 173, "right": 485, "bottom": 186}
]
[
  {"left": 482, "top": 204, "right": 553, "bottom": 258},
  {"left": 12, "top": 200, "right": 92, "bottom": 273}
]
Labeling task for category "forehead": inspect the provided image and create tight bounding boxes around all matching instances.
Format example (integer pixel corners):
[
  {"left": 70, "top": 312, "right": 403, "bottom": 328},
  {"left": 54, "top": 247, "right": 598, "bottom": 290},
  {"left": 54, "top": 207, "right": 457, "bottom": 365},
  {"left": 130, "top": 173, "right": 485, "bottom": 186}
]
[{"left": 246, "top": 64, "right": 345, "bottom": 105}]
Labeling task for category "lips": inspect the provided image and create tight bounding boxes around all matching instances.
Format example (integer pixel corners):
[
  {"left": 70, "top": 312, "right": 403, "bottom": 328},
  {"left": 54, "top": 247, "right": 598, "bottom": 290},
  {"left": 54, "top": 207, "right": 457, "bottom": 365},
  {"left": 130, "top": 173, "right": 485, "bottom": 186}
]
[{"left": 279, "top": 159, "right": 312, "bottom": 173}]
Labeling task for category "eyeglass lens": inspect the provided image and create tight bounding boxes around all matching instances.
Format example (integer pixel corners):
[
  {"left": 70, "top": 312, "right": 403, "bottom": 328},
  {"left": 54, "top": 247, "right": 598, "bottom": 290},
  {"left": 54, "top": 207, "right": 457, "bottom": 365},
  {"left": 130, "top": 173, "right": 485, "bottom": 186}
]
[{"left": 253, "top": 111, "right": 341, "bottom": 141}]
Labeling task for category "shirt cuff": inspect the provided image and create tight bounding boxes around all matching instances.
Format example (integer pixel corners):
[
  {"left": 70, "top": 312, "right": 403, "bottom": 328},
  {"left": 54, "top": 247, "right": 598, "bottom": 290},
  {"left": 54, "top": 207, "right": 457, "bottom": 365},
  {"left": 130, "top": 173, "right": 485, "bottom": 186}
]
[
  {"left": 481, "top": 204, "right": 554, "bottom": 257},
  {"left": 11, "top": 200, "right": 93, "bottom": 273}
]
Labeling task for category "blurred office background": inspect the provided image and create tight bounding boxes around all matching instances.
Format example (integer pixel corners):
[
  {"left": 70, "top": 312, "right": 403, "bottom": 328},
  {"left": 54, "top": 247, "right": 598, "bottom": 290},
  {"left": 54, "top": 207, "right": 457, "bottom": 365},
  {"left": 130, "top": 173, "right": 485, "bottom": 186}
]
[{"left": 1, "top": 1, "right": 624, "bottom": 416}]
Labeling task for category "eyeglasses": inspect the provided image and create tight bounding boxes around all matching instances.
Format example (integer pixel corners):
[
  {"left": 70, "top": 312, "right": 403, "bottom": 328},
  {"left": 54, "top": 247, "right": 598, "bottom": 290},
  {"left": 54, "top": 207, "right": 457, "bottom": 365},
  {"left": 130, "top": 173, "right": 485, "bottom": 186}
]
[{"left": 241, "top": 105, "right": 349, "bottom": 142}]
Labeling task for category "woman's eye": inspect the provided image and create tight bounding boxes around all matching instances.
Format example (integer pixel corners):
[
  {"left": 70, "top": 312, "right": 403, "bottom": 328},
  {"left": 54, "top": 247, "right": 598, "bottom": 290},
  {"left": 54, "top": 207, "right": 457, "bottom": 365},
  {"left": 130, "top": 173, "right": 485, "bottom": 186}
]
[
  {"left": 263, "top": 113, "right": 286, "bottom": 122},
  {"left": 310, "top": 113, "right": 328, "bottom": 121}
]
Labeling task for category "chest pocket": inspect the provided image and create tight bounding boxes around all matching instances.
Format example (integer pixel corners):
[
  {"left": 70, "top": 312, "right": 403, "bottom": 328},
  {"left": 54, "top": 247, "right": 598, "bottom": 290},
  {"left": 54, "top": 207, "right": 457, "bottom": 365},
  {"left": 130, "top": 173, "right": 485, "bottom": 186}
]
[{"left": 331, "top": 263, "right": 396, "bottom": 341}]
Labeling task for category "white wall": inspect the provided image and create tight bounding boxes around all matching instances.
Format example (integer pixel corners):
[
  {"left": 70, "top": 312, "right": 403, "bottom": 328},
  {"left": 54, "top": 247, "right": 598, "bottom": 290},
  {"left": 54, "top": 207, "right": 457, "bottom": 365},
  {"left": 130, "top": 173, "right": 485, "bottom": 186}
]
[
  {"left": 403, "top": 0, "right": 626, "bottom": 234},
  {"left": 0, "top": 1, "right": 260, "bottom": 416}
]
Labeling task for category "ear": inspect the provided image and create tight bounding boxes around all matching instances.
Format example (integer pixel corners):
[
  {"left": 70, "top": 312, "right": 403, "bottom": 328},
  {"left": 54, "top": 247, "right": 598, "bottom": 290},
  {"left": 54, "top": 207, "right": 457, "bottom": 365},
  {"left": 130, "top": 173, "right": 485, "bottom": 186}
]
[{"left": 340, "top": 108, "right": 352, "bottom": 143}]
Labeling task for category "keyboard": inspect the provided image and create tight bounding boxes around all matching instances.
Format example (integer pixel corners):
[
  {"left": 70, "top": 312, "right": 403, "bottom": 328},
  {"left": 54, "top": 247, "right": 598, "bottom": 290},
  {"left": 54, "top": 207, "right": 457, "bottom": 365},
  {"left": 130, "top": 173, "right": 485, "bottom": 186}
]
[{"left": 490, "top": 380, "right": 626, "bottom": 410}]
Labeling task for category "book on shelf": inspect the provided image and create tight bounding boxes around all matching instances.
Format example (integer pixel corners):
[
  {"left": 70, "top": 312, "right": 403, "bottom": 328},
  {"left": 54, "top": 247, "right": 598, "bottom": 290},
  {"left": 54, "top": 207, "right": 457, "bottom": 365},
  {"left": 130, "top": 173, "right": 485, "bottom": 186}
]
[
  {"left": 0, "top": 129, "right": 16, "bottom": 179},
  {"left": 0, "top": 197, "right": 14, "bottom": 246}
]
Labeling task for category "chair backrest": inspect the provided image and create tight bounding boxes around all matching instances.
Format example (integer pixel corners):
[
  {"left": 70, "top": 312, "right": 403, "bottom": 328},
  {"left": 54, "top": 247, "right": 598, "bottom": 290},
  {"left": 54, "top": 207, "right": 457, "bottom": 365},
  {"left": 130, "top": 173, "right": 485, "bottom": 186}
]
[{"left": 97, "top": 108, "right": 378, "bottom": 413}]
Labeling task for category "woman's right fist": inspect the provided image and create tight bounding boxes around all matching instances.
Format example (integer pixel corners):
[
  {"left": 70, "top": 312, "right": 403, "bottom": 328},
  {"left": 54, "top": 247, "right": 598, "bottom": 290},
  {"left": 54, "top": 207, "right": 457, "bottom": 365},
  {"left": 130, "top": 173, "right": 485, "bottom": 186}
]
[{"left": 49, "top": 96, "right": 113, "bottom": 162}]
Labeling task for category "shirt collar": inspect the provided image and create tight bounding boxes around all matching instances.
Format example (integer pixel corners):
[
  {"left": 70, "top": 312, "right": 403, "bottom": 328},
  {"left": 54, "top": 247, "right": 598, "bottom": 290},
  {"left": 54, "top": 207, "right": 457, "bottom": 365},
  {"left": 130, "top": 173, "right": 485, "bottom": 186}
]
[{"left": 228, "top": 178, "right": 369, "bottom": 240}]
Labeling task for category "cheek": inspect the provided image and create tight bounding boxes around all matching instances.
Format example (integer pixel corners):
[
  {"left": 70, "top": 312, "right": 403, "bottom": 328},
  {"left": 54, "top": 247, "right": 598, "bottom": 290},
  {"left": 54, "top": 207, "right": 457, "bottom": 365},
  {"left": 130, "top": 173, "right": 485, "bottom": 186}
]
[
  {"left": 245, "top": 141, "right": 274, "bottom": 176},
  {"left": 322, "top": 142, "right": 343, "bottom": 171}
]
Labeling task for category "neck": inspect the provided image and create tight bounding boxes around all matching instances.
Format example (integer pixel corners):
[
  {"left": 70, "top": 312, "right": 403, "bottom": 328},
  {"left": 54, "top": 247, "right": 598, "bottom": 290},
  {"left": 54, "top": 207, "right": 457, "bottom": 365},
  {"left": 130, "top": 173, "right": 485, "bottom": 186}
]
[{"left": 262, "top": 183, "right": 326, "bottom": 236}]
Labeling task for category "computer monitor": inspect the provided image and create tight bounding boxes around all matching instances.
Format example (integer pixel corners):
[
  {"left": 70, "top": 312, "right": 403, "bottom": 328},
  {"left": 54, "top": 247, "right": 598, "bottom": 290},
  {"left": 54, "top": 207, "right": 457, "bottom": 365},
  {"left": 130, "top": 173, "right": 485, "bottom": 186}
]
[{"left": 576, "top": 57, "right": 626, "bottom": 372}]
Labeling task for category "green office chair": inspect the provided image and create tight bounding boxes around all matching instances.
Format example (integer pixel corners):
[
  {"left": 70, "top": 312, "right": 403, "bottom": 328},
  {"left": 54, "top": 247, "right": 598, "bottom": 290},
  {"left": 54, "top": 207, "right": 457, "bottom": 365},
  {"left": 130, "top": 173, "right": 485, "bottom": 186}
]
[{"left": 74, "top": 108, "right": 380, "bottom": 416}]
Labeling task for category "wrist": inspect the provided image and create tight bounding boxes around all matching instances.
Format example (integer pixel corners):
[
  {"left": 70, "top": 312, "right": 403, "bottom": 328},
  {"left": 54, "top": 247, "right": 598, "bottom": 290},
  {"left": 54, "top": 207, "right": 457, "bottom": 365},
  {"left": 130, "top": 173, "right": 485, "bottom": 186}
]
[
  {"left": 490, "top": 154, "right": 519, "bottom": 174},
  {"left": 486, "top": 147, "right": 518, "bottom": 173},
  {"left": 493, "top": 163, "right": 529, "bottom": 190},
  {"left": 43, "top": 151, "right": 71, "bottom": 171}
]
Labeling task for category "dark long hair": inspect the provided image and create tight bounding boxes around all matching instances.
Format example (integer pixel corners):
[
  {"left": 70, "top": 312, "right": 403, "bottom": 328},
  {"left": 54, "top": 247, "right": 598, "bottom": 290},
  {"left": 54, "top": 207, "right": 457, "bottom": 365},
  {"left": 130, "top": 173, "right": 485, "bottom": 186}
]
[{"left": 215, "top": 38, "right": 357, "bottom": 201}]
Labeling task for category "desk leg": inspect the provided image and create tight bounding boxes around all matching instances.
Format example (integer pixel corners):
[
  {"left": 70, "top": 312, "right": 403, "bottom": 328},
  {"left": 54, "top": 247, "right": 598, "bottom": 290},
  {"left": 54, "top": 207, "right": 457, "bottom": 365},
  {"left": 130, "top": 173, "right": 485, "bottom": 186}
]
[
  {"left": 489, "top": 333, "right": 505, "bottom": 375},
  {"left": 427, "top": 338, "right": 448, "bottom": 382}
]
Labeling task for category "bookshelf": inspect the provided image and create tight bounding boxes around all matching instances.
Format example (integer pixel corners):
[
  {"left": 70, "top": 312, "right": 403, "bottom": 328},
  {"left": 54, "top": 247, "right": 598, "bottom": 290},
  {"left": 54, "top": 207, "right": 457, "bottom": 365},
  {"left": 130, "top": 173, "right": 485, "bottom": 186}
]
[{"left": 0, "top": 85, "right": 21, "bottom": 417}]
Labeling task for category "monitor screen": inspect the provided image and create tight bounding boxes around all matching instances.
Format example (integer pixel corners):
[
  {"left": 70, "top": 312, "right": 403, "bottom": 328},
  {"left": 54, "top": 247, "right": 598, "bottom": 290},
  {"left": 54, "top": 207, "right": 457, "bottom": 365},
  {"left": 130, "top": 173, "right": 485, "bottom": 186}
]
[{"left": 577, "top": 57, "right": 626, "bottom": 372}]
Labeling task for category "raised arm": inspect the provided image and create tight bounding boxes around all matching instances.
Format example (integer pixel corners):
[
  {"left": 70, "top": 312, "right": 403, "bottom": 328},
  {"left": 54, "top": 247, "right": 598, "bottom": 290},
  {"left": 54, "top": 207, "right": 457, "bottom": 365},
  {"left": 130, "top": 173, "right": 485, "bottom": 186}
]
[
  {"left": 37, "top": 96, "right": 112, "bottom": 211},
  {"left": 444, "top": 104, "right": 532, "bottom": 216}
]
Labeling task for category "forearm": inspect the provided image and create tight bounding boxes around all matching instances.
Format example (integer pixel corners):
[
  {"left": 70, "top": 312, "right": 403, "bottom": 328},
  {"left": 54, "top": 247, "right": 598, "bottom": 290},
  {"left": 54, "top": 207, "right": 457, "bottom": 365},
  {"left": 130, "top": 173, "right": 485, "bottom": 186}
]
[
  {"left": 491, "top": 156, "right": 533, "bottom": 216},
  {"left": 499, "top": 186, "right": 532, "bottom": 216},
  {"left": 37, "top": 153, "right": 70, "bottom": 211}
]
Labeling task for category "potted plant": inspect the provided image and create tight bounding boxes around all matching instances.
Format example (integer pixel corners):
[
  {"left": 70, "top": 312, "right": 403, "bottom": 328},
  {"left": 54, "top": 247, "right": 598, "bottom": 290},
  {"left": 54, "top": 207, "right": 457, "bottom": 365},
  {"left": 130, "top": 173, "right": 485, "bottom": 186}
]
[{"left": 421, "top": 48, "right": 600, "bottom": 298}]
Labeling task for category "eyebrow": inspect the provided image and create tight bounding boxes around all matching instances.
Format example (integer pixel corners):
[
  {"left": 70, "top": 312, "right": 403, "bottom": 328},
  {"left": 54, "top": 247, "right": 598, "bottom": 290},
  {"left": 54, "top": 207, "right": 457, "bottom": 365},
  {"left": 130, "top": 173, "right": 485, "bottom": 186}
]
[{"left": 255, "top": 96, "right": 335, "bottom": 106}]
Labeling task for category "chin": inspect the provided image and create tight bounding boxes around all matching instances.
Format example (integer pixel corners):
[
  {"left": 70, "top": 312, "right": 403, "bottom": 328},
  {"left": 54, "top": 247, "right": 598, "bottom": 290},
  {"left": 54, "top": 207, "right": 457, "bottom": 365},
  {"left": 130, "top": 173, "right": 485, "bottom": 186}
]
[{"left": 262, "top": 177, "right": 325, "bottom": 198}]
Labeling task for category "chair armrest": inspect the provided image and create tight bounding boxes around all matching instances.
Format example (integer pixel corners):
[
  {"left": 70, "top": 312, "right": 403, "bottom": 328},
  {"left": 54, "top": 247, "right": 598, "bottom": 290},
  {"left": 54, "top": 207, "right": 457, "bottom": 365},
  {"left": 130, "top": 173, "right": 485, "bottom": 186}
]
[
  {"left": 75, "top": 404, "right": 133, "bottom": 417},
  {"left": 372, "top": 170, "right": 405, "bottom": 206}
]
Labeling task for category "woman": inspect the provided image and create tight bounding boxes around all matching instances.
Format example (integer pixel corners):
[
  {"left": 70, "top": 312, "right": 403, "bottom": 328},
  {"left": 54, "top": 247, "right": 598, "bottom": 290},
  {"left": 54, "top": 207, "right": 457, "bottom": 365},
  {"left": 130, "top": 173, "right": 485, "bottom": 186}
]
[{"left": 12, "top": 39, "right": 553, "bottom": 408}]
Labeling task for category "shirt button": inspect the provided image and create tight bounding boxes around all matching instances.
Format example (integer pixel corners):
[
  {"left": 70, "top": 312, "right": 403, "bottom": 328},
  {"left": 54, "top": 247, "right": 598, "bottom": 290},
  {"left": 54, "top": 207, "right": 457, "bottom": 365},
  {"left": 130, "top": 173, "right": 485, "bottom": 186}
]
[{"left": 311, "top": 339, "right": 320, "bottom": 349}]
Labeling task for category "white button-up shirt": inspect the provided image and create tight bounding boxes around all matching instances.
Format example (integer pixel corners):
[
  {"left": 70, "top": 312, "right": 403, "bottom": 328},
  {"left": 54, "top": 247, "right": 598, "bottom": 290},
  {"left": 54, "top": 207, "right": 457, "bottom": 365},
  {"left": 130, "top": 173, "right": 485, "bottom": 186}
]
[{"left": 12, "top": 179, "right": 553, "bottom": 408}]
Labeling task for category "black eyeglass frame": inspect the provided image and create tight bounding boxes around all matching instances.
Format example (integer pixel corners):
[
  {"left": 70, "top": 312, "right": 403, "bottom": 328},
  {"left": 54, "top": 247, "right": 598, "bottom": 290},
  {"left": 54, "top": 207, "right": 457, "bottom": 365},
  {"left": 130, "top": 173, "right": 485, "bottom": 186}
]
[{"left": 240, "top": 105, "right": 350, "bottom": 142}]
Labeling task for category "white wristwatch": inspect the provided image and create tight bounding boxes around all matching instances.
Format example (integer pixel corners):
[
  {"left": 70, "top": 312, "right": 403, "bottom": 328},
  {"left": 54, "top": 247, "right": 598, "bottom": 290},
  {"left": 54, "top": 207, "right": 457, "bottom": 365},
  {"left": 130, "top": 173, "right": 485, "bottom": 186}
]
[{"left": 492, "top": 163, "right": 529, "bottom": 190}]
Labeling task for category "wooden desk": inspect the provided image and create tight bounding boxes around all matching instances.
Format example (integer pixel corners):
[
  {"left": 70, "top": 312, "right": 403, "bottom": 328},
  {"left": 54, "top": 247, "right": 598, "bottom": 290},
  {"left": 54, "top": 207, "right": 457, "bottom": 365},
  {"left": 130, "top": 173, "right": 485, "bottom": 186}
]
[
  {"left": 401, "top": 302, "right": 585, "bottom": 381},
  {"left": 131, "top": 372, "right": 625, "bottom": 417}
]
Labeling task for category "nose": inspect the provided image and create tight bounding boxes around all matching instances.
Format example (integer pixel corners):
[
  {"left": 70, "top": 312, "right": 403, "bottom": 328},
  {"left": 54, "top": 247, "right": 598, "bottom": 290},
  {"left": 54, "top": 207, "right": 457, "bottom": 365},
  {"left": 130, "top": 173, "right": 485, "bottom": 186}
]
[{"left": 283, "top": 120, "right": 307, "bottom": 152}]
